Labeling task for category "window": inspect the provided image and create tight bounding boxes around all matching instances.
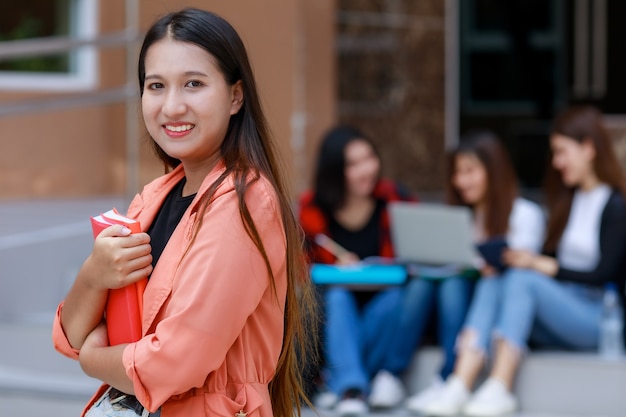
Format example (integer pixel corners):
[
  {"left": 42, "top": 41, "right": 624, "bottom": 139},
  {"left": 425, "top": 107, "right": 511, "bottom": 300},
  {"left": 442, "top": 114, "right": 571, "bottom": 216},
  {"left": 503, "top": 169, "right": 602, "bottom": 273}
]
[
  {"left": 0, "top": 0, "right": 98, "bottom": 91},
  {"left": 459, "top": 0, "right": 565, "bottom": 115}
]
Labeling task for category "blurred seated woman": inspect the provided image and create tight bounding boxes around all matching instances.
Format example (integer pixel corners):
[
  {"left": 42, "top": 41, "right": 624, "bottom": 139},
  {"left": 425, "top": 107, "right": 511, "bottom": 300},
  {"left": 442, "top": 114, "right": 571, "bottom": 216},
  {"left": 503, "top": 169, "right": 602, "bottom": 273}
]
[
  {"left": 422, "top": 105, "right": 626, "bottom": 417},
  {"left": 299, "top": 125, "right": 416, "bottom": 416},
  {"left": 398, "top": 130, "right": 545, "bottom": 415}
]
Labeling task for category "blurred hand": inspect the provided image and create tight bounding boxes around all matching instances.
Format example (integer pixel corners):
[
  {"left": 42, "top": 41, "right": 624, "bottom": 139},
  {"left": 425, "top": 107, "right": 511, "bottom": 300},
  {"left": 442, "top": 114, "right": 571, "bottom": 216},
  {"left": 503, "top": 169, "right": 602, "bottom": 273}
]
[
  {"left": 502, "top": 249, "right": 535, "bottom": 269},
  {"left": 503, "top": 249, "right": 558, "bottom": 277},
  {"left": 84, "top": 225, "right": 153, "bottom": 290},
  {"left": 480, "top": 264, "right": 498, "bottom": 277},
  {"left": 335, "top": 251, "right": 360, "bottom": 266}
]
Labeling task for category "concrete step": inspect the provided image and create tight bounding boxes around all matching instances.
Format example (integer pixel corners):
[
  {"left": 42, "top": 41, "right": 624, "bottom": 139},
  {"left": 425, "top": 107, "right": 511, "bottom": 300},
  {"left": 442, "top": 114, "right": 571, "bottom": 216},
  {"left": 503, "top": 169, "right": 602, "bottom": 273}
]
[
  {"left": 301, "top": 408, "right": 585, "bottom": 417},
  {"left": 0, "top": 322, "right": 101, "bottom": 399},
  {"left": 0, "top": 322, "right": 618, "bottom": 417},
  {"left": 404, "top": 347, "right": 626, "bottom": 417}
]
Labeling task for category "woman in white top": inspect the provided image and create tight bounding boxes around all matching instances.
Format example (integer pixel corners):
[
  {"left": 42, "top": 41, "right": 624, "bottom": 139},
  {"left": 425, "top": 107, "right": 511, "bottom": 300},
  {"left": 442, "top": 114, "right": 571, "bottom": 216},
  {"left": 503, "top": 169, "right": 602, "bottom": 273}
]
[
  {"left": 422, "top": 105, "right": 626, "bottom": 417},
  {"left": 401, "top": 130, "right": 545, "bottom": 414}
]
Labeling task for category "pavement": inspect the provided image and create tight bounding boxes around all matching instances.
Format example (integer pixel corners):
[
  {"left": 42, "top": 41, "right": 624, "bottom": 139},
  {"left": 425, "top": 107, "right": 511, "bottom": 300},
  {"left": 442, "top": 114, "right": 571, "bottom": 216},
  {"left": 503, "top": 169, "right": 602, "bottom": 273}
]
[{"left": 0, "top": 197, "right": 122, "bottom": 416}]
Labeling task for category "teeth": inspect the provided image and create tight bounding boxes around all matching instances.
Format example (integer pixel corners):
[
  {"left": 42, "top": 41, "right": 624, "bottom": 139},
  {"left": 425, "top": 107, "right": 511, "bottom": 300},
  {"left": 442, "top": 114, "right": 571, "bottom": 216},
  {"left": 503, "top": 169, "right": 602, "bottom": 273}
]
[{"left": 165, "top": 124, "right": 194, "bottom": 132}]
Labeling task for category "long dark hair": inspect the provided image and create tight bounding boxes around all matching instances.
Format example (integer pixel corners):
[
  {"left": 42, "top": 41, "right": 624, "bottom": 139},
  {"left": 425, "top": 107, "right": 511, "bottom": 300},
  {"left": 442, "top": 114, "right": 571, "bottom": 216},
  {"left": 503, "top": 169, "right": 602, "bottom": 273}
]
[
  {"left": 312, "top": 125, "right": 381, "bottom": 215},
  {"left": 447, "top": 130, "right": 518, "bottom": 238},
  {"left": 138, "top": 9, "right": 317, "bottom": 416},
  {"left": 543, "top": 105, "right": 626, "bottom": 253}
]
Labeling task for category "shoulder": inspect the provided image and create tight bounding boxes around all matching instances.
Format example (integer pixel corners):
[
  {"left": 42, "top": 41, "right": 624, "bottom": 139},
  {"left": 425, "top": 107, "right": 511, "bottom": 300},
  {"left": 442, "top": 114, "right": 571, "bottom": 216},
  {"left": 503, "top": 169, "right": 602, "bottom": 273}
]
[
  {"left": 297, "top": 190, "right": 328, "bottom": 234},
  {"left": 298, "top": 189, "right": 316, "bottom": 208},
  {"left": 601, "top": 189, "right": 626, "bottom": 221},
  {"left": 606, "top": 189, "right": 626, "bottom": 208},
  {"left": 243, "top": 174, "right": 281, "bottom": 214},
  {"left": 512, "top": 197, "right": 544, "bottom": 221},
  {"left": 202, "top": 170, "right": 281, "bottom": 217}
]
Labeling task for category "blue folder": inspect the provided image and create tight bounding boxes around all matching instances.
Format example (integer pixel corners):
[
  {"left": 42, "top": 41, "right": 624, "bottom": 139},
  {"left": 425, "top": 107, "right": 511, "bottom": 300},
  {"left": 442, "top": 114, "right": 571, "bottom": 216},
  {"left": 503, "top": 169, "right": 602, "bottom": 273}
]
[{"left": 310, "top": 263, "right": 407, "bottom": 285}]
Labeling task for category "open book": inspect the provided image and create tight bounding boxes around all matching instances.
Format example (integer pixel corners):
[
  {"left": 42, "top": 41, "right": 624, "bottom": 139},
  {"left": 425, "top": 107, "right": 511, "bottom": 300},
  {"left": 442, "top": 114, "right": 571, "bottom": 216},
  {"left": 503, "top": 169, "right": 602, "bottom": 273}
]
[{"left": 90, "top": 208, "right": 147, "bottom": 345}]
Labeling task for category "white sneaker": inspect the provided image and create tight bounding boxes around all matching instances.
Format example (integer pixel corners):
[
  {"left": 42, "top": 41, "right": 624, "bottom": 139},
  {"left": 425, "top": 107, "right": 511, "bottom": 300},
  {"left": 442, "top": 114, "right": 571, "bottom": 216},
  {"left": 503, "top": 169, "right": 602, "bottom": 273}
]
[
  {"left": 335, "top": 398, "right": 369, "bottom": 416},
  {"left": 313, "top": 390, "right": 339, "bottom": 410},
  {"left": 405, "top": 375, "right": 444, "bottom": 414},
  {"left": 463, "top": 378, "right": 517, "bottom": 417},
  {"left": 368, "top": 370, "right": 406, "bottom": 408},
  {"left": 420, "top": 375, "right": 470, "bottom": 417}
]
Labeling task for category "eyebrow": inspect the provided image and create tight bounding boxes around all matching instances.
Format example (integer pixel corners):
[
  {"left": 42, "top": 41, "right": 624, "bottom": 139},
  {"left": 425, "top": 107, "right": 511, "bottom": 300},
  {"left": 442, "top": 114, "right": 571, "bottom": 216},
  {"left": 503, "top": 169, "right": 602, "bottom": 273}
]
[{"left": 145, "top": 71, "right": 209, "bottom": 80}]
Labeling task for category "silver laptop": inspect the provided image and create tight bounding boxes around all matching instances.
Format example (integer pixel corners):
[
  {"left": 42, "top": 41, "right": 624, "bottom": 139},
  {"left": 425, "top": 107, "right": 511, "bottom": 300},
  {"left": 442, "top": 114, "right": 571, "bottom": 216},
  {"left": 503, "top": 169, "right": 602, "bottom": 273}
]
[{"left": 388, "top": 201, "right": 478, "bottom": 267}]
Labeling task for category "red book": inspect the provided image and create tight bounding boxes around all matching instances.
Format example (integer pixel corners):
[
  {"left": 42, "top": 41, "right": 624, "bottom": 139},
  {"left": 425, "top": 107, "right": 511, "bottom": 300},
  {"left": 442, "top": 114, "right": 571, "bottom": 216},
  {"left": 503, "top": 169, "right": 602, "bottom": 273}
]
[{"left": 90, "top": 208, "right": 147, "bottom": 345}]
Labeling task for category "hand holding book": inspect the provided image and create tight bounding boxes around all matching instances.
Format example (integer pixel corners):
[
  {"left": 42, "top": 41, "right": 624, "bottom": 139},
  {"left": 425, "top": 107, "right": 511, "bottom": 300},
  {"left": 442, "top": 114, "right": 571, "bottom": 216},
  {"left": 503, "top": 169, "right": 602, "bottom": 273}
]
[{"left": 90, "top": 209, "right": 148, "bottom": 346}]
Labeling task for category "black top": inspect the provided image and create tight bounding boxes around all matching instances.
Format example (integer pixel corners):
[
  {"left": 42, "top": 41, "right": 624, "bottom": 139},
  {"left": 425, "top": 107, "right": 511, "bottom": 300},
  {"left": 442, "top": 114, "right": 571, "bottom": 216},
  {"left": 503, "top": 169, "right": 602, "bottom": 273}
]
[
  {"left": 328, "top": 200, "right": 384, "bottom": 307},
  {"left": 147, "top": 179, "right": 196, "bottom": 271},
  {"left": 554, "top": 191, "right": 626, "bottom": 291},
  {"left": 328, "top": 200, "right": 383, "bottom": 260}
]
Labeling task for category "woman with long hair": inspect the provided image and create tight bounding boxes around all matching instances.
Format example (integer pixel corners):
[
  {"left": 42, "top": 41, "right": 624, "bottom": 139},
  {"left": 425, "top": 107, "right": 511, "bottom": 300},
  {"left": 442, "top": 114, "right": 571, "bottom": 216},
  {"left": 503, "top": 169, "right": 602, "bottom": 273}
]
[
  {"left": 422, "top": 105, "right": 626, "bottom": 417},
  {"left": 299, "top": 124, "right": 416, "bottom": 416},
  {"left": 402, "top": 130, "right": 545, "bottom": 415},
  {"left": 52, "top": 8, "right": 317, "bottom": 417}
]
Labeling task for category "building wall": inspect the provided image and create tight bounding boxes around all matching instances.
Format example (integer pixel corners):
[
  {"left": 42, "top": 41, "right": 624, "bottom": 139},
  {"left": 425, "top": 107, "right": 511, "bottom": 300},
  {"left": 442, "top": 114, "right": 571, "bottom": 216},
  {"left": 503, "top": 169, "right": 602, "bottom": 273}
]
[
  {"left": 0, "top": 0, "right": 336, "bottom": 200},
  {"left": 336, "top": 0, "right": 447, "bottom": 194}
]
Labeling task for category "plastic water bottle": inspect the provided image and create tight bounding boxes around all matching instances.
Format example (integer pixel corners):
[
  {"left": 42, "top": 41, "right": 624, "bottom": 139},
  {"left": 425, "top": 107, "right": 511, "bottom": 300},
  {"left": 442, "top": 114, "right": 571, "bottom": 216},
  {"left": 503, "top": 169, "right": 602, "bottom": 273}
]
[{"left": 599, "top": 282, "right": 624, "bottom": 359}]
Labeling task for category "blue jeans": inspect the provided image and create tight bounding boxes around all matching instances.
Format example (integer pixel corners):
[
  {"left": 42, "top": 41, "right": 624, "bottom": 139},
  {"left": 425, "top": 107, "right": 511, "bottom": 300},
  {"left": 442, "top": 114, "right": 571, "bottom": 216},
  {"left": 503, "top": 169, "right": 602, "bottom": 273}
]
[
  {"left": 383, "top": 276, "right": 473, "bottom": 379},
  {"left": 323, "top": 286, "right": 403, "bottom": 396},
  {"left": 462, "top": 274, "right": 505, "bottom": 353},
  {"left": 495, "top": 268, "right": 603, "bottom": 351}
]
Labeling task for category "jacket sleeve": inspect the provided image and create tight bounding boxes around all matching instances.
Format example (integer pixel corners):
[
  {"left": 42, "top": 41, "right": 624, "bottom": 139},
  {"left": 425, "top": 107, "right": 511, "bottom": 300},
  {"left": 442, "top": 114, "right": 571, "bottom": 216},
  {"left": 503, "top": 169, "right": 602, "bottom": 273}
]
[
  {"left": 555, "top": 192, "right": 626, "bottom": 286},
  {"left": 51, "top": 302, "right": 80, "bottom": 360}
]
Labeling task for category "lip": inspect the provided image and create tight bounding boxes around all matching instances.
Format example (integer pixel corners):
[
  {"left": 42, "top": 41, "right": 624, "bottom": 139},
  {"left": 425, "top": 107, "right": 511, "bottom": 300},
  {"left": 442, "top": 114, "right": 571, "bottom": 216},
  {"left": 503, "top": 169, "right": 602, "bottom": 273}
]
[{"left": 162, "top": 122, "right": 195, "bottom": 138}]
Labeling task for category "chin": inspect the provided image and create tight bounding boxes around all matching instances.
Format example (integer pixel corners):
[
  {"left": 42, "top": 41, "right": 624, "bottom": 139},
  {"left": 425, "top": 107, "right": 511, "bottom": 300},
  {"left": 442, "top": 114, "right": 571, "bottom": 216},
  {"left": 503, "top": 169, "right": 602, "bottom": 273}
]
[
  {"left": 460, "top": 192, "right": 478, "bottom": 204},
  {"left": 561, "top": 175, "right": 578, "bottom": 187}
]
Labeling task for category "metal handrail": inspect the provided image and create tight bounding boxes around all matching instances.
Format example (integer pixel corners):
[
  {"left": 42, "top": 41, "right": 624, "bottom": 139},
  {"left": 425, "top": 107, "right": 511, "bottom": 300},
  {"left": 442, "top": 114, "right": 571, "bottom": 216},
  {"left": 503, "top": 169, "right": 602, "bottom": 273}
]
[
  {"left": 0, "top": 31, "right": 140, "bottom": 61},
  {"left": 0, "top": 0, "right": 141, "bottom": 201},
  {"left": 0, "top": 86, "right": 135, "bottom": 117}
]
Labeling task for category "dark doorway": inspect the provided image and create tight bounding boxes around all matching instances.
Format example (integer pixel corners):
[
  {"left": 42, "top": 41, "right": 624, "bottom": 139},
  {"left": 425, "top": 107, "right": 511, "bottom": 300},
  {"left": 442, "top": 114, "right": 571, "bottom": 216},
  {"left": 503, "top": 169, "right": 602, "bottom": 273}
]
[{"left": 459, "top": 0, "right": 626, "bottom": 196}]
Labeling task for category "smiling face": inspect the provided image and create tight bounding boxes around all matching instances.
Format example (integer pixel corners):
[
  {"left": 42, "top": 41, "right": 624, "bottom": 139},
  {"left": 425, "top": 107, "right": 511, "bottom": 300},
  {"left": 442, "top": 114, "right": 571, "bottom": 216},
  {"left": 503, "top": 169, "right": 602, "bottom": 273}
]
[
  {"left": 452, "top": 152, "right": 488, "bottom": 206},
  {"left": 550, "top": 133, "right": 596, "bottom": 187},
  {"left": 141, "top": 38, "right": 243, "bottom": 169},
  {"left": 344, "top": 139, "right": 380, "bottom": 198}
]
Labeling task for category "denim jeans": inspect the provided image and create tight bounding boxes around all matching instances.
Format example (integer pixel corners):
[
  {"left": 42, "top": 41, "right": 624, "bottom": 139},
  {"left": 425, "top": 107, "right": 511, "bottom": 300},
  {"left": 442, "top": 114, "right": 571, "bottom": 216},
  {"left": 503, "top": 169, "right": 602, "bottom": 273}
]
[
  {"left": 462, "top": 274, "right": 505, "bottom": 354},
  {"left": 495, "top": 268, "right": 603, "bottom": 351},
  {"left": 85, "top": 387, "right": 158, "bottom": 417},
  {"left": 323, "top": 286, "right": 403, "bottom": 396},
  {"left": 383, "top": 276, "right": 473, "bottom": 379}
]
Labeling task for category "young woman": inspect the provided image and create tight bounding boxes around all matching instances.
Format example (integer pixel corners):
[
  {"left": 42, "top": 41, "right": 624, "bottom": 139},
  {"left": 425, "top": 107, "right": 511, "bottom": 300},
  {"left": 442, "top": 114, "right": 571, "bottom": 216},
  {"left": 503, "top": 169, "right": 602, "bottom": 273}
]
[
  {"left": 299, "top": 125, "right": 416, "bottom": 416},
  {"left": 52, "top": 8, "right": 317, "bottom": 417},
  {"left": 404, "top": 130, "right": 545, "bottom": 415},
  {"left": 422, "top": 105, "right": 626, "bottom": 417}
]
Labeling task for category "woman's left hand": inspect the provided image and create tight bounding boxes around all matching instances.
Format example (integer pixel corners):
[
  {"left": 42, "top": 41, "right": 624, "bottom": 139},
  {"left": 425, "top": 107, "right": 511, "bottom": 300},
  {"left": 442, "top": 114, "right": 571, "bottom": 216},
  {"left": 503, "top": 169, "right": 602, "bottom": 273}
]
[
  {"left": 502, "top": 249, "right": 535, "bottom": 269},
  {"left": 503, "top": 249, "right": 558, "bottom": 277}
]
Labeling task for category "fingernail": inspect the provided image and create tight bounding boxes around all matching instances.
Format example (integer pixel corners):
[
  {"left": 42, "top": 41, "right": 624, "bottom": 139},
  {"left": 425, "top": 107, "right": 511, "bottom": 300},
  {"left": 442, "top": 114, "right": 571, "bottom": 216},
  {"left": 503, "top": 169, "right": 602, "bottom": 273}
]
[{"left": 121, "top": 227, "right": 132, "bottom": 235}]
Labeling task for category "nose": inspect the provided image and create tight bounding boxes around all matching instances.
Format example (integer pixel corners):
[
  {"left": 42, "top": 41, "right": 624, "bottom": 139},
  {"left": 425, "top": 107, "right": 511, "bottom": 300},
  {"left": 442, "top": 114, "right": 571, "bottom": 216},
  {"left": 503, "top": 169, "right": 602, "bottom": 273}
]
[{"left": 162, "top": 89, "right": 187, "bottom": 117}]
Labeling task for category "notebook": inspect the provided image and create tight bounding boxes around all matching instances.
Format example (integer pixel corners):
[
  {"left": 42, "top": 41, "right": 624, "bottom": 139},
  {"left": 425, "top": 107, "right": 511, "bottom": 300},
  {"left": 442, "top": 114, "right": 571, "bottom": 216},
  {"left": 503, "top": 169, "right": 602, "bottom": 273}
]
[
  {"left": 388, "top": 201, "right": 479, "bottom": 269},
  {"left": 310, "top": 263, "right": 407, "bottom": 287},
  {"left": 476, "top": 237, "right": 508, "bottom": 273}
]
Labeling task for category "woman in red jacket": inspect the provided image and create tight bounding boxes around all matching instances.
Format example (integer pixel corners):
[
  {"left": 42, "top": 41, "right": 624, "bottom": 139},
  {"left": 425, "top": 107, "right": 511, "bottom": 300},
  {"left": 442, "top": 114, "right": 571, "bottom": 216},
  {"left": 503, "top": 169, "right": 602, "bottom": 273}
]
[{"left": 299, "top": 125, "right": 416, "bottom": 416}]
